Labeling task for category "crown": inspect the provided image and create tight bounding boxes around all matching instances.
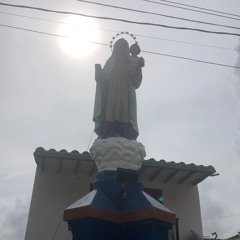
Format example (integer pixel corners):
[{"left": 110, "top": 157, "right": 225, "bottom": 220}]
[{"left": 109, "top": 31, "right": 138, "bottom": 50}]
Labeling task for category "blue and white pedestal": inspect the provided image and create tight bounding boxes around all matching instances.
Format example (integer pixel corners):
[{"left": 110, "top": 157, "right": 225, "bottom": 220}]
[{"left": 64, "top": 138, "right": 176, "bottom": 240}]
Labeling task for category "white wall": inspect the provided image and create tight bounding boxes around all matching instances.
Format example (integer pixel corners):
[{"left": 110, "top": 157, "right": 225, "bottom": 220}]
[
  {"left": 25, "top": 168, "right": 94, "bottom": 240},
  {"left": 144, "top": 180, "right": 203, "bottom": 240}
]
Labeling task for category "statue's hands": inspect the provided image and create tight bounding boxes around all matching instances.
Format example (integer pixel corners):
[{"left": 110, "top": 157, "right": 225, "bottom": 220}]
[
  {"left": 95, "top": 64, "right": 108, "bottom": 83},
  {"left": 95, "top": 64, "right": 103, "bottom": 82},
  {"left": 95, "top": 64, "right": 101, "bottom": 70}
]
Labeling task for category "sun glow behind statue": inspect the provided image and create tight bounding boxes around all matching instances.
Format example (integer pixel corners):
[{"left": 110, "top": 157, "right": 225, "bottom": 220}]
[{"left": 58, "top": 16, "right": 101, "bottom": 58}]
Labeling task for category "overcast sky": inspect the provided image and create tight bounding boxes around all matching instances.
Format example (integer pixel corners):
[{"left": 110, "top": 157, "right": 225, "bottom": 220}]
[{"left": 0, "top": 0, "right": 240, "bottom": 239}]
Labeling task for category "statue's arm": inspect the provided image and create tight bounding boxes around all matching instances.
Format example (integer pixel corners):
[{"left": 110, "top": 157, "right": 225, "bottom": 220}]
[
  {"left": 95, "top": 64, "right": 106, "bottom": 83},
  {"left": 95, "top": 58, "right": 114, "bottom": 83},
  {"left": 130, "top": 57, "right": 144, "bottom": 89}
]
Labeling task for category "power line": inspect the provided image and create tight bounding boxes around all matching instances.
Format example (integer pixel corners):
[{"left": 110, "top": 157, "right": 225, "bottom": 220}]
[
  {"left": 143, "top": 0, "right": 240, "bottom": 21},
  {"left": 0, "top": 11, "right": 64, "bottom": 25},
  {"left": 153, "top": 0, "right": 240, "bottom": 19},
  {"left": 137, "top": 33, "right": 234, "bottom": 51},
  {"left": 87, "top": 130, "right": 95, "bottom": 151},
  {"left": 0, "top": 2, "right": 240, "bottom": 37},
  {"left": 77, "top": 0, "right": 240, "bottom": 31},
  {"left": 0, "top": 23, "right": 109, "bottom": 46},
  {"left": 0, "top": 11, "right": 234, "bottom": 51},
  {"left": 0, "top": 22, "right": 239, "bottom": 70},
  {"left": 203, "top": 213, "right": 240, "bottom": 221},
  {"left": 51, "top": 177, "right": 80, "bottom": 240},
  {"left": 142, "top": 50, "right": 239, "bottom": 69},
  {"left": 0, "top": 23, "right": 62, "bottom": 37}
]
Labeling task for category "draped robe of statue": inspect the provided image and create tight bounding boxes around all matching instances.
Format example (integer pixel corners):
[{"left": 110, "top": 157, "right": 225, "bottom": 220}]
[{"left": 93, "top": 38, "right": 143, "bottom": 140}]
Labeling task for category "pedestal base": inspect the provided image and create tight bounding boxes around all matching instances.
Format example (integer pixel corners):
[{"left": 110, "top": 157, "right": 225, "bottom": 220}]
[
  {"left": 69, "top": 218, "right": 172, "bottom": 240},
  {"left": 64, "top": 170, "right": 176, "bottom": 240}
]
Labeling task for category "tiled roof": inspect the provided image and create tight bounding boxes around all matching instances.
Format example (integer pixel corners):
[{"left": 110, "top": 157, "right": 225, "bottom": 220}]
[{"left": 34, "top": 147, "right": 216, "bottom": 186}]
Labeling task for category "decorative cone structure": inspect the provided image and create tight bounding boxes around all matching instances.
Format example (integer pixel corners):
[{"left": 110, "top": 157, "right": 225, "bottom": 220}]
[{"left": 64, "top": 138, "right": 176, "bottom": 240}]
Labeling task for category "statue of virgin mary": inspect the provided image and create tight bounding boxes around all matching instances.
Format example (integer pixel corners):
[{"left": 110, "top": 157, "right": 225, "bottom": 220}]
[{"left": 93, "top": 38, "right": 143, "bottom": 140}]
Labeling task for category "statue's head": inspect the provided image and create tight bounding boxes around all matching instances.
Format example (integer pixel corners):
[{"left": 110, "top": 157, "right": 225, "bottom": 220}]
[
  {"left": 130, "top": 43, "right": 141, "bottom": 56},
  {"left": 112, "top": 38, "right": 129, "bottom": 57}
]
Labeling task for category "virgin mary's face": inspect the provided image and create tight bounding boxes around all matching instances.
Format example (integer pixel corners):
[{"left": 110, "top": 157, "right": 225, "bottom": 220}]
[{"left": 113, "top": 38, "right": 129, "bottom": 57}]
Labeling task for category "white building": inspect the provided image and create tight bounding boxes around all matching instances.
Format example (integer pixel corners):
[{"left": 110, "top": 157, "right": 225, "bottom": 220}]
[{"left": 24, "top": 147, "right": 216, "bottom": 240}]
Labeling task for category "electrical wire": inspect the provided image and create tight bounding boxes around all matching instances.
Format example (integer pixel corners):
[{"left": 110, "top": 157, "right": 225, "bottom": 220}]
[
  {"left": 0, "top": 23, "right": 109, "bottom": 46},
  {"left": 0, "top": 10, "right": 234, "bottom": 51},
  {"left": 87, "top": 130, "right": 95, "bottom": 151},
  {"left": 155, "top": 0, "right": 240, "bottom": 18},
  {"left": 51, "top": 177, "right": 80, "bottom": 240},
  {"left": 77, "top": 0, "right": 240, "bottom": 31},
  {"left": 137, "top": 33, "right": 234, "bottom": 51},
  {"left": 0, "top": 2, "right": 240, "bottom": 37},
  {"left": 142, "top": 50, "right": 239, "bottom": 69},
  {"left": 203, "top": 213, "right": 240, "bottom": 221},
  {"left": 0, "top": 10, "right": 65, "bottom": 25},
  {"left": 143, "top": 0, "right": 240, "bottom": 21},
  {"left": 0, "top": 23, "right": 61, "bottom": 37},
  {"left": 0, "top": 22, "right": 239, "bottom": 70}
]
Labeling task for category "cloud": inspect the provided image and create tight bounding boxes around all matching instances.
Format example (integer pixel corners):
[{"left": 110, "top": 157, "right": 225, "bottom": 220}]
[
  {"left": 0, "top": 198, "right": 29, "bottom": 240},
  {"left": 234, "top": 40, "right": 240, "bottom": 79},
  {"left": 201, "top": 199, "right": 227, "bottom": 237},
  {"left": 233, "top": 39, "right": 240, "bottom": 159},
  {"left": 200, "top": 182, "right": 230, "bottom": 238},
  {"left": 200, "top": 174, "right": 240, "bottom": 239}
]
